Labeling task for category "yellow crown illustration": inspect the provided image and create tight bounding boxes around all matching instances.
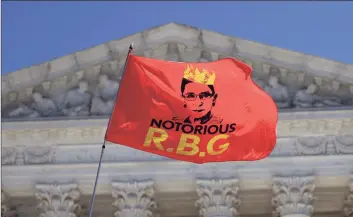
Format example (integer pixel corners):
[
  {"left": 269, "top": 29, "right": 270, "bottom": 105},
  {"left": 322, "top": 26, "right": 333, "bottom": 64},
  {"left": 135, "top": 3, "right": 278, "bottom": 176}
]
[{"left": 183, "top": 65, "right": 216, "bottom": 85}]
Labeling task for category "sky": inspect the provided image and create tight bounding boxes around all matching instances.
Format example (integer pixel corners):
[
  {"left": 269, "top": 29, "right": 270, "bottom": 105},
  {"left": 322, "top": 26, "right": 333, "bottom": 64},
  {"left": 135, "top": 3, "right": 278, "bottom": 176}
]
[{"left": 2, "top": 1, "right": 353, "bottom": 75}]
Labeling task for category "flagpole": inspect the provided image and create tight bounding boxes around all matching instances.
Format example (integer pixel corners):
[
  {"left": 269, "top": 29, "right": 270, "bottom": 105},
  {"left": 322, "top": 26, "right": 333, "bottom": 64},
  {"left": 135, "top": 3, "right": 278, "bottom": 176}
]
[{"left": 87, "top": 44, "right": 134, "bottom": 217}]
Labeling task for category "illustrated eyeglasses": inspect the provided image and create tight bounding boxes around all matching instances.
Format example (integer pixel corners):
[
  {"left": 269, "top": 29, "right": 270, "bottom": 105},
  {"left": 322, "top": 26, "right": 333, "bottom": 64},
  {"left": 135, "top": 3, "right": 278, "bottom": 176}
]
[{"left": 183, "top": 92, "right": 213, "bottom": 101}]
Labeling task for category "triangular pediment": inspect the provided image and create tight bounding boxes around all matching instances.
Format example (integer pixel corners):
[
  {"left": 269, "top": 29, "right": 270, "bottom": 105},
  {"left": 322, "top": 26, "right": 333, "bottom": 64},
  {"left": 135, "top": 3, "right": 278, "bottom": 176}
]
[{"left": 2, "top": 22, "right": 353, "bottom": 120}]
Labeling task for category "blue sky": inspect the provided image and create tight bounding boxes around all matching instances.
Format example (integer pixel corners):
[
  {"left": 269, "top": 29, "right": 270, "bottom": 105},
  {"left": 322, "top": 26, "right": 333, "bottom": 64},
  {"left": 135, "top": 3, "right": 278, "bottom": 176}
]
[{"left": 2, "top": 1, "right": 353, "bottom": 74}]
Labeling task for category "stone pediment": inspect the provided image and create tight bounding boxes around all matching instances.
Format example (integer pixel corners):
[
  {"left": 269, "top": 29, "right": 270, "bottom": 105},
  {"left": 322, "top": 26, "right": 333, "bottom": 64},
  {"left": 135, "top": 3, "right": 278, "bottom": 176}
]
[{"left": 2, "top": 22, "right": 353, "bottom": 120}]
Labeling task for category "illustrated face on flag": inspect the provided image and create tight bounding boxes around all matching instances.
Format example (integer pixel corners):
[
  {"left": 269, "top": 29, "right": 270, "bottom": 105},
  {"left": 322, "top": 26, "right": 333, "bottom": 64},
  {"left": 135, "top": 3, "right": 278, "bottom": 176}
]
[
  {"left": 105, "top": 54, "right": 278, "bottom": 164},
  {"left": 176, "top": 65, "right": 222, "bottom": 125}
]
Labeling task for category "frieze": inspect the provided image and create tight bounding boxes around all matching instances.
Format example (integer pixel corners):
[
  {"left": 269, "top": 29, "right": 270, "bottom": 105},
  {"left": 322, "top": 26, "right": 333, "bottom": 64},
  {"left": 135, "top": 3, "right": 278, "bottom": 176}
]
[
  {"left": 2, "top": 127, "right": 106, "bottom": 146},
  {"left": 276, "top": 118, "right": 353, "bottom": 136},
  {"left": 2, "top": 114, "right": 353, "bottom": 148},
  {"left": 2, "top": 146, "right": 56, "bottom": 165},
  {"left": 273, "top": 135, "right": 353, "bottom": 156},
  {"left": 2, "top": 136, "right": 352, "bottom": 165}
]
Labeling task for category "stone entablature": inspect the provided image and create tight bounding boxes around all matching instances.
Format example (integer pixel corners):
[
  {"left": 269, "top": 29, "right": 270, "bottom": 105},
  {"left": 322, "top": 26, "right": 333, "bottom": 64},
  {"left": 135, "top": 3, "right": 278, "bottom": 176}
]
[
  {"left": 3, "top": 110, "right": 353, "bottom": 144},
  {"left": 2, "top": 109, "right": 353, "bottom": 166},
  {"left": 3, "top": 155, "right": 353, "bottom": 196},
  {"left": 1, "top": 172, "right": 353, "bottom": 217},
  {"left": 2, "top": 23, "right": 353, "bottom": 119},
  {"left": 2, "top": 135, "right": 353, "bottom": 166}
]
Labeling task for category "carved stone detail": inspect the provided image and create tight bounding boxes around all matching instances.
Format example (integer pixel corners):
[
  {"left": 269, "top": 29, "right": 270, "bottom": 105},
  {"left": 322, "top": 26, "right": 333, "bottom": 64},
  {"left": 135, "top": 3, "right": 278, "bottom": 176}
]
[
  {"left": 2, "top": 126, "right": 108, "bottom": 147},
  {"left": 3, "top": 74, "right": 120, "bottom": 118},
  {"left": 53, "top": 80, "right": 92, "bottom": 117},
  {"left": 24, "top": 146, "right": 56, "bottom": 164},
  {"left": 3, "top": 20, "right": 353, "bottom": 118},
  {"left": 1, "top": 148, "right": 17, "bottom": 165},
  {"left": 35, "top": 183, "right": 81, "bottom": 217},
  {"left": 112, "top": 181, "right": 157, "bottom": 217},
  {"left": 293, "top": 84, "right": 343, "bottom": 108},
  {"left": 1, "top": 135, "right": 352, "bottom": 165},
  {"left": 277, "top": 118, "right": 353, "bottom": 137},
  {"left": 5, "top": 92, "right": 61, "bottom": 118},
  {"left": 295, "top": 137, "right": 327, "bottom": 155},
  {"left": 251, "top": 73, "right": 351, "bottom": 110},
  {"left": 343, "top": 178, "right": 353, "bottom": 217},
  {"left": 293, "top": 136, "right": 348, "bottom": 156},
  {"left": 1, "top": 146, "right": 55, "bottom": 165},
  {"left": 3, "top": 54, "right": 353, "bottom": 120},
  {"left": 2, "top": 126, "right": 353, "bottom": 164},
  {"left": 272, "top": 176, "right": 316, "bottom": 217},
  {"left": 90, "top": 74, "right": 119, "bottom": 116},
  {"left": 195, "top": 178, "right": 240, "bottom": 217},
  {"left": 264, "top": 76, "right": 291, "bottom": 109},
  {"left": 334, "top": 136, "right": 353, "bottom": 154},
  {"left": 1, "top": 191, "right": 17, "bottom": 217},
  {"left": 1, "top": 190, "right": 10, "bottom": 213}
]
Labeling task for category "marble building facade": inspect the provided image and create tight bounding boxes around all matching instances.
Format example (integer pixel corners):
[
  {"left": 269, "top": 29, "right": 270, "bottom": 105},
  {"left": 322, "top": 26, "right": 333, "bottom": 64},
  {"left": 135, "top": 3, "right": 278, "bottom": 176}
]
[{"left": 1, "top": 23, "right": 353, "bottom": 217}]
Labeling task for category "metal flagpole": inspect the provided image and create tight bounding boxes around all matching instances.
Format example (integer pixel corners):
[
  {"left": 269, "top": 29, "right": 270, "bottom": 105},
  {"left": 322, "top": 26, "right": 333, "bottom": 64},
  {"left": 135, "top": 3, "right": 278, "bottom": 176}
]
[{"left": 87, "top": 44, "right": 134, "bottom": 217}]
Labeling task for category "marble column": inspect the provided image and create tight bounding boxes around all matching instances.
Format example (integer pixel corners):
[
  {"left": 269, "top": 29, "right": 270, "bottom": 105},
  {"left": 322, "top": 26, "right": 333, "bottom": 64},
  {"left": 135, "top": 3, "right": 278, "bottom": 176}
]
[
  {"left": 1, "top": 190, "right": 17, "bottom": 217},
  {"left": 195, "top": 178, "right": 240, "bottom": 217},
  {"left": 111, "top": 181, "right": 157, "bottom": 217},
  {"left": 343, "top": 178, "right": 353, "bottom": 217},
  {"left": 35, "top": 183, "right": 81, "bottom": 217},
  {"left": 272, "top": 176, "right": 316, "bottom": 217}
]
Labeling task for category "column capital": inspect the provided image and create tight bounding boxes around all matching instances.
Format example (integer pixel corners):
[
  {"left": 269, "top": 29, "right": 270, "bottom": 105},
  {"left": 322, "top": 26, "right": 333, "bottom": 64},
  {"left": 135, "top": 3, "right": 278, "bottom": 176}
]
[
  {"left": 112, "top": 180, "right": 157, "bottom": 217},
  {"left": 343, "top": 177, "right": 353, "bottom": 217},
  {"left": 272, "top": 176, "right": 316, "bottom": 217},
  {"left": 1, "top": 190, "right": 17, "bottom": 217},
  {"left": 35, "top": 183, "right": 81, "bottom": 217},
  {"left": 195, "top": 178, "right": 240, "bottom": 217}
]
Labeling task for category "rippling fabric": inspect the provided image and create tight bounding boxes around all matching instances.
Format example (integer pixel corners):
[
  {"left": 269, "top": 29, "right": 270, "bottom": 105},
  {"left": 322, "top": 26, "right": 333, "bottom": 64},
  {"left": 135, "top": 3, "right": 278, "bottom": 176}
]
[{"left": 105, "top": 54, "right": 278, "bottom": 164}]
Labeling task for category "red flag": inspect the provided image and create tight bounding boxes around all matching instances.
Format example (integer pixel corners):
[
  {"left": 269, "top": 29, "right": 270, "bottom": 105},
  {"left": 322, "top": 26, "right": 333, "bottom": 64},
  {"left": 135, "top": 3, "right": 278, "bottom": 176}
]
[{"left": 105, "top": 54, "right": 278, "bottom": 164}]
